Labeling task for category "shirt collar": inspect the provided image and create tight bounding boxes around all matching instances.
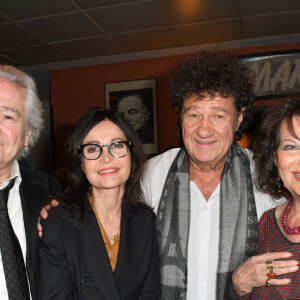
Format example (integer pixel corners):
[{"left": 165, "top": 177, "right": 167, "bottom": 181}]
[{"left": 0, "top": 160, "right": 22, "bottom": 189}]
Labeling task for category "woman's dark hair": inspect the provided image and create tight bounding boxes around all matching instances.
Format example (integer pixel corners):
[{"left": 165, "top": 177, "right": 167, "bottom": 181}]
[
  {"left": 55, "top": 107, "right": 150, "bottom": 223},
  {"left": 169, "top": 51, "right": 255, "bottom": 140},
  {"left": 253, "top": 99, "right": 300, "bottom": 199}
]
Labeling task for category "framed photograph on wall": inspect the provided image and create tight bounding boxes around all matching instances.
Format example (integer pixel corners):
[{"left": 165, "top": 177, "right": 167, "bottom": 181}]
[{"left": 105, "top": 78, "right": 158, "bottom": 154}]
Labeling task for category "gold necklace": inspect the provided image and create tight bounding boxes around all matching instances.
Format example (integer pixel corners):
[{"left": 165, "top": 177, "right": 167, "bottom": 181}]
[
  {"left": 88, "top": 194, "right": 121, "bottom": 243},
  {"left": 105, "top": 222, "right": 120, "bottom": 243},
  {"left": 106, "top": 232, "right": 117, "bottom": 242}
]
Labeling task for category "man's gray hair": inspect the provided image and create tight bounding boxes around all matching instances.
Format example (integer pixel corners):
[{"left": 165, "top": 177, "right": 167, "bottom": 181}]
[{"left": 0, "top": 65, "right": 44, "bottom": 159}]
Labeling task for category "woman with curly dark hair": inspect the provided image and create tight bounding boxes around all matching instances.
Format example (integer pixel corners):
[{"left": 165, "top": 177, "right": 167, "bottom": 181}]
[
  {"left": 37, "top": 108, "right": 160, "bottom": 299},
  {"left": 240, "top": 99, "right": 300, "bottom": 299}
]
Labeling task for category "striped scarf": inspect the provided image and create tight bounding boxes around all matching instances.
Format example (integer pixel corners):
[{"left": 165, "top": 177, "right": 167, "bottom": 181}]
[{"left": 156, "top": 143, "right": 258, "bottom": 299}]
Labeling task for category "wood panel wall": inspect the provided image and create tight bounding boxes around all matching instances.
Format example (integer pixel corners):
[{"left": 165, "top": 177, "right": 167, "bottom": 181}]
[{"left": 51, "top": 42, "right": 300, "bottom": 168}]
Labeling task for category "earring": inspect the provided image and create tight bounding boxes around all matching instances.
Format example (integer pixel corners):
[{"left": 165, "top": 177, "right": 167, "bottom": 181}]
[
  {"left": 234, "top": 131, "right": 242, "bottom": 141},
  {"left": 276, "top": 175, "right": 284, "bottom": 196}
]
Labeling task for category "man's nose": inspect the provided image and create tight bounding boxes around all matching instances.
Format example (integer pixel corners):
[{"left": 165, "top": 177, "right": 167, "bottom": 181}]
[
  {"left": 125, "top": 113, "right": 134, "bottom": 120},
  {"left": 195, "top": 117, "right": 214, "bottom": 138}
]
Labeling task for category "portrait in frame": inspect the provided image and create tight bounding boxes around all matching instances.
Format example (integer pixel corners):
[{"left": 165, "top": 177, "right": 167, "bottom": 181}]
[{"left": 105, "top": 78, "right": 158, "bottom": 154}]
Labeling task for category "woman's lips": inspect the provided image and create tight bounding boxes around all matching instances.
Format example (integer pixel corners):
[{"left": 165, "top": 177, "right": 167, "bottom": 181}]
[
  {"left": 98, "top": 168, "right": 119, "bottom": 175},
  {"left": 292, "top": 171, "right": 300, "bottom": 181}
]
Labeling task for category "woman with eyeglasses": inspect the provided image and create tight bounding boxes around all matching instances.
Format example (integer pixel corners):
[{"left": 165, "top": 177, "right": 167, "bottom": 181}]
[{"left": 37, "top": 108, "right": 160, "bottom": 299}]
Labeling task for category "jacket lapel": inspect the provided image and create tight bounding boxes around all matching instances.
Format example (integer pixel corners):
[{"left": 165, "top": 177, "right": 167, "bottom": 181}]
[
  {"left": 19, "top": 169, "right": 48, "bottom": 297},
  {"left": 114, "top": 205, "right": 151, "bottom": 291},
  {"left": 67, "top": 208, "right": 122, "bottom": 300}
]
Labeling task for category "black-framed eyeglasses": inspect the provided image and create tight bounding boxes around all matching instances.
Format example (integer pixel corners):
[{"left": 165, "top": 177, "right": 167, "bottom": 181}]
[{"left": 78, "top": 141, "right": 131, "bottom": 160}]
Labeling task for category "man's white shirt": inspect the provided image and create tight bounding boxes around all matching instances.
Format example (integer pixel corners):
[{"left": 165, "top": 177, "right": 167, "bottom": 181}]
[
  {"left": 0, "top": 161, "right": 30, "bottom": 299},
  {"left": 141, "top": 147, "right": 285, "bottom": 300}
]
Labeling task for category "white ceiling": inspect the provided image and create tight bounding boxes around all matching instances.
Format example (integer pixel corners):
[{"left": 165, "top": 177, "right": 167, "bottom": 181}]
[{"left": 0, "top": 0, "right": 299, "bottom": 68}]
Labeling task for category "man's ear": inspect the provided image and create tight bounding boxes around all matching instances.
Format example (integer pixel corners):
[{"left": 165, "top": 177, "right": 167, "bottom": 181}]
[
  {"left": 235, "top": 108, "right": 244, "bottom": 131},
  {"left": 145, "top": 110, "right": 150, "bottom": 121},
  {"left": 24, "top": 127, "right": 32, "bottom": 147}
]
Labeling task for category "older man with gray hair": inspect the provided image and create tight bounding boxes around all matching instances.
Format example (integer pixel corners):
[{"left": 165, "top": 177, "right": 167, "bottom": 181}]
[{"left": 0, "top": 65, "right": 59, "bottom": 300}]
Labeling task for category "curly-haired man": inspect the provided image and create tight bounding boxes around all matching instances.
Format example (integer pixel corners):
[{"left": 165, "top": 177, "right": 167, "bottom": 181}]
[{"left": 141, "top": 51, "right": 290, "bottom": 299}]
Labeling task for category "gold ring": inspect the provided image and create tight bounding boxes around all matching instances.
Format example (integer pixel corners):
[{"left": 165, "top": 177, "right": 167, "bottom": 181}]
[
  {"left": 265, "top": 260, "right": 273, "bottom": 269},
  {"left": 266, "top": 278, "right": 271, "bottom": 287}
]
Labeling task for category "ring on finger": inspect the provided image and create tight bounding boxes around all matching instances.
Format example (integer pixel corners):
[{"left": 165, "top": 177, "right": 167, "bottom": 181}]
[
  {"left": 265, "top": 278, "right": 271, "bottom": 287},
  {"left": 265, "top": 260, "right": 273, "bottom": 269},
  {"left": 267, "top": 267, "right": 276, "bottom": 279}
]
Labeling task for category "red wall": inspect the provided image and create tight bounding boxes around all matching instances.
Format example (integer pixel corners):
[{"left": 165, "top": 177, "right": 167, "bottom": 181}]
[{"left": 51, "top": 42, "right": 300, "bottom": 168}]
